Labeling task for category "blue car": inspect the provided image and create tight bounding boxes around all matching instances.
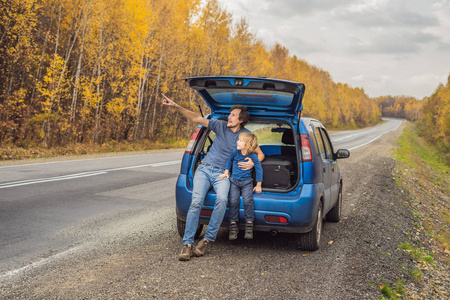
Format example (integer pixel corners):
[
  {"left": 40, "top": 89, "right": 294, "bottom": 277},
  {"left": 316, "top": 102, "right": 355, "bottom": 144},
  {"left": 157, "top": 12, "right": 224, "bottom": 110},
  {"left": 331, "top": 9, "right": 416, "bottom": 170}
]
[{"left": 175, "top": 76, "right": 350, "bottom": 250}]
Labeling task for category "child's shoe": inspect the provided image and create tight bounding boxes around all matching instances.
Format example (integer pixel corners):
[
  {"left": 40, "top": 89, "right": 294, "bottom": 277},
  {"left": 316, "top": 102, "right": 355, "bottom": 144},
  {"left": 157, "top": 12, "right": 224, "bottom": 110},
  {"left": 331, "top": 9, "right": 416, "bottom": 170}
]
[
  {"left": 229, "top": 223, "right": 239, "bottom": 240},
  {"left": 244, "top": 222, "right": 253, "bottom": 239}
]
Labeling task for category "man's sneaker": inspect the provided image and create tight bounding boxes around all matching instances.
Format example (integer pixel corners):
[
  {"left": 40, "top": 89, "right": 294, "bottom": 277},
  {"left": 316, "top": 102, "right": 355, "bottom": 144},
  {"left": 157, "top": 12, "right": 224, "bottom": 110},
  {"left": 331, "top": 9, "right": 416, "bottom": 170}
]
[
  {"left": 178, "top": 244, "right": 193, "bottom": 261},
  {"left": 193, "top": 238, "right": 211, "bottom": 257},
  {"left": 244, "top": 222, "right": 253, "bottom": 239},
  {"left": 229, "top": 223, "right": 239, "bottom": 240}
]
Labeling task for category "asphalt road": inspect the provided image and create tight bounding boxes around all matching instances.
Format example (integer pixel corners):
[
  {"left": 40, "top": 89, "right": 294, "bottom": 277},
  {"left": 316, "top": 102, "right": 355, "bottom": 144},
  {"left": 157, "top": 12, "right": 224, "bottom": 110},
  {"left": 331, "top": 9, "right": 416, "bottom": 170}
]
[
  {"left": 330, "top": 117, "right": 404, "bottom": 151},
  {"left": 0, "top": 118, "right": 404, "bottom": 278},
  {"left": 0, "top": 151, "right": 182, "bottom": 275}
]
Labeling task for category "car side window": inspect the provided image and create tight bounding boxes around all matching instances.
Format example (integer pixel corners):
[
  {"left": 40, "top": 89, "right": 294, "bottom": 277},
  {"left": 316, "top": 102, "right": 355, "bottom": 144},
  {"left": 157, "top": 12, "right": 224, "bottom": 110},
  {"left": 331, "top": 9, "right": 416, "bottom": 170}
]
[
  {"left": 313, "top": 127, "right": 326, "bottom": 160},
  {"left": 309, "top": 129, "right": 320, "bottom": 156},
  {"left": 319, "top": 128, "right": 333, "bottom": 160},
  {"left": 202, "top": 130, "right": 215, "bottom": 154}
]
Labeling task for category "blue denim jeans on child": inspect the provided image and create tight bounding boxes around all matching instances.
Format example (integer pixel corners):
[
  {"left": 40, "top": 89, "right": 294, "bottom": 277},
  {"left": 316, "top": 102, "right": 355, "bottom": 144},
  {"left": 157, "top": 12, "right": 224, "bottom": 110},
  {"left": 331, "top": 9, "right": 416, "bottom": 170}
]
[
  {"left": 182, "top": 164, "right": 230, "bottom": 246},
  {"left": 228, "top": 177, "right": 254, "bottom": 223}
]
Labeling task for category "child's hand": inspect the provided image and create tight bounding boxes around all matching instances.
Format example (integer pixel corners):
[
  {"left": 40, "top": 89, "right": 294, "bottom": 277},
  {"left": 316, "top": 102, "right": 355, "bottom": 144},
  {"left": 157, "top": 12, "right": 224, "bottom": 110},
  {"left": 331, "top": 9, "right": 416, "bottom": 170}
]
[
  {"left": 219, "top": 173, "right": 229, "bottom": 179},
  {"left": 253, "top": 185, "right": 262, "bottom": 194}
]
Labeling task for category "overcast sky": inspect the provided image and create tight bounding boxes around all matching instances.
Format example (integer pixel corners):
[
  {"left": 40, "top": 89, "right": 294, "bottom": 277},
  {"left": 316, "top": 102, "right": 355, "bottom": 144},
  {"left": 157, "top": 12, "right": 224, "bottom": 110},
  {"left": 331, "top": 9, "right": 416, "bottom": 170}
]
[{"left": 218, "top": 0, "right": 450, "bottom": 98}]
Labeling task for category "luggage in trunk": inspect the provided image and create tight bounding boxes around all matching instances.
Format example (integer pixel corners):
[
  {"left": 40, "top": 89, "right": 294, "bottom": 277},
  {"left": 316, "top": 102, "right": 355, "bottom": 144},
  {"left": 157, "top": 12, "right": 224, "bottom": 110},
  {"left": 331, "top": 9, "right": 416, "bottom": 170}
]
[{"left": 261, "top": 156, "right": 295, "bottom": 189}]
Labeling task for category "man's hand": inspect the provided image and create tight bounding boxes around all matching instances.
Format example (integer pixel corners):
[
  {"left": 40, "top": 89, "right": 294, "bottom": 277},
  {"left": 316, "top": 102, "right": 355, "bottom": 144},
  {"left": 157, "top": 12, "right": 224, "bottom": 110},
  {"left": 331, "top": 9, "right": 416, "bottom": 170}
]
[
  {"left": 238, "top": 157, "right": 254, "bottom": 170},
  {"left": 161, "top": 93, "right": 209, "bottom": 127},
  {"left": 161, "top": 93, "right": 178, "bottom": 108}
]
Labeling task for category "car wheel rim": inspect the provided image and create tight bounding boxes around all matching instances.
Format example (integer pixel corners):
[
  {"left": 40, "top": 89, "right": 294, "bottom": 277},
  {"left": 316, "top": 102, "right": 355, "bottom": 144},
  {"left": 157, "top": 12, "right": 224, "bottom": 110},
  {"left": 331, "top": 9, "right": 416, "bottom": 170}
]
[
  {"left": 316, "top": 205, "right": 322, "bottom": 244},
  {"left": 338, "top": 189, "right": 342, "bottom": 217}
]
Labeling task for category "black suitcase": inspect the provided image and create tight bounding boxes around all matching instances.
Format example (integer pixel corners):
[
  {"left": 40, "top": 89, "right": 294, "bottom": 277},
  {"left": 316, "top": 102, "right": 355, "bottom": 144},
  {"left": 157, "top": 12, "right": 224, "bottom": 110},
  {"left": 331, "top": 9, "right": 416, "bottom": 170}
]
[{"left": 260, "top": 156, "right": 294, "bottom": 189}]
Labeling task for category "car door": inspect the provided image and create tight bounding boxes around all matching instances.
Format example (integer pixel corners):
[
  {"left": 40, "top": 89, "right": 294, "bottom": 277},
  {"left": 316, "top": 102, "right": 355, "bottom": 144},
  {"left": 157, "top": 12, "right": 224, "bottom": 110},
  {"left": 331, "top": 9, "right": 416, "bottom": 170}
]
[
  {"left": 314, "top": 126, "right": 334, "bottom": 211},
  {"left": 319, "top": 128, "right": 339, "bottom": 209}
]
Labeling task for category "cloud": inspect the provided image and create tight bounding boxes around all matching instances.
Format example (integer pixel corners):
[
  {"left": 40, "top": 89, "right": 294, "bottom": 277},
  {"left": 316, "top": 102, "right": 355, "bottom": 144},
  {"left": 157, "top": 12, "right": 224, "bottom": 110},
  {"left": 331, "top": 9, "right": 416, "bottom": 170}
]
[
  {"left": 283, "top": 37, "right": 326, "bottom": 57},
  {"left": 262, "top": 0, "right": 353, "bottom": 17},
  {"left": 349, "top": 31, "right": 440, "bottom": 55},
  {"left": 222, "top": 0, "right": 347, "bottom": 17},
  {"left": 219, "top": 0, "right": 450, "bottom": 98},
  {"left": 339, "top": 6, "right": 439, "bottom": 28}
]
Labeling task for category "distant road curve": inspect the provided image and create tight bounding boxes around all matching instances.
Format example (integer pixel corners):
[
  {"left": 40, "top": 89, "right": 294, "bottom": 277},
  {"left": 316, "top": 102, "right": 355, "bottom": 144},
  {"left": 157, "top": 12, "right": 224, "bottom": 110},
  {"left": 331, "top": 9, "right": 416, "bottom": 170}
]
[{"left": 329, "top": 117, "right": 404, "bottom": 151}]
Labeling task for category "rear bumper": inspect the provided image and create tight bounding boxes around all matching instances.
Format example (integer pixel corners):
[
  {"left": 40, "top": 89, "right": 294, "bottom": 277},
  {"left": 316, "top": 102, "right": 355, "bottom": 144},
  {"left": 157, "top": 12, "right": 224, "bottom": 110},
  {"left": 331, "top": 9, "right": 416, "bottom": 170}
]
[
  {"left": 176, "top": 208, "right": 315, "bottom": 234},
  {"left": 176, "top": 173, "right": 322, "bottom": 234}
]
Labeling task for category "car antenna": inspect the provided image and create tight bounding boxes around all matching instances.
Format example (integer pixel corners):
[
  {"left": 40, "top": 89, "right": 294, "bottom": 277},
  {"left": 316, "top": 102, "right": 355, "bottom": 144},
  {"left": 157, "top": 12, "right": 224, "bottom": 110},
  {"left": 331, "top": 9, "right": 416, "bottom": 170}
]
[
  {"left": 198, "top": 105, "right": 204, "bottom": 117},
  {"left": 198, "top": 105, "right": 214, "bottom": 145}
]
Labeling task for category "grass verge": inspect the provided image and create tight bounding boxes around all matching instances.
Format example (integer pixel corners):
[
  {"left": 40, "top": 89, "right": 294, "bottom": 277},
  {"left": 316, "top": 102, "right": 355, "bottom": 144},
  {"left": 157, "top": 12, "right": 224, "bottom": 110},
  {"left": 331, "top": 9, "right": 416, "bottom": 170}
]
[
  {"left": 392, "top": 123, "right": 449, "bottom": 259},
  {"left": 387, "top": 122, "right": 449, "bottom": 299},
  {"left": 0, "top": 138, "right": 189, "bottom": 161}
]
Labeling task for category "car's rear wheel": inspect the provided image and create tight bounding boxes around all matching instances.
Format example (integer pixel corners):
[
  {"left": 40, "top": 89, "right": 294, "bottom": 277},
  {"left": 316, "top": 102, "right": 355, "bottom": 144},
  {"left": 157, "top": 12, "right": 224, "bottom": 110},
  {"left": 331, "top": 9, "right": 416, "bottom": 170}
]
[
  {"left": 176, "top": 218, "right": 204, "bottom": 239},
  {"left": 326, "top": 184, "right": 342, "bottom": 222},
  {"left": 297, "top": 201, "right": 322, "bottom": 251}
]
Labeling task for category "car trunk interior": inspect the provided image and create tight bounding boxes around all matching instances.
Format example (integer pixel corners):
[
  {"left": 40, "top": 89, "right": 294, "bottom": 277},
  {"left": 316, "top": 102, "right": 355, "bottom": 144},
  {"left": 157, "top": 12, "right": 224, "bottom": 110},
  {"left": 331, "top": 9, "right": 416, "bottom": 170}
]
[{"left": 194, "top": 120, "right": 299, "bottom": 192}]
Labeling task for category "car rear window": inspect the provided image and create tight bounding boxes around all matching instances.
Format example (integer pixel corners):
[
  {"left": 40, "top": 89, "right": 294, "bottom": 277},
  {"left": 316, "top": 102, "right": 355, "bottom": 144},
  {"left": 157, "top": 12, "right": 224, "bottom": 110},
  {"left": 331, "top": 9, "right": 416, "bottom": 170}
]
[
  {"left": 246, "top": 122, "right": 292, "bottom": 146},
  {"left": 205, "top": 88, "right": 294, "bottom": 107}
]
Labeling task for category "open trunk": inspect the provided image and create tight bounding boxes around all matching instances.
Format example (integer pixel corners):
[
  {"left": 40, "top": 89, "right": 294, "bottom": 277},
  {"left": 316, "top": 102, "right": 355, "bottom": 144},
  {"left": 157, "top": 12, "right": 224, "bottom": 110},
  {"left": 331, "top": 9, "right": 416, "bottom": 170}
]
[{"left": 194, "top": 120, "right": 299, "bottom": 192}]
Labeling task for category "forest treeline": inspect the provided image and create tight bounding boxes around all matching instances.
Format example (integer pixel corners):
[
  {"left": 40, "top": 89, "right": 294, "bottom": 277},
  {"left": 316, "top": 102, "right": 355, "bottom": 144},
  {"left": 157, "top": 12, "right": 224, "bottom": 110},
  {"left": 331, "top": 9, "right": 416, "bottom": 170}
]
[
  {"left": 376, "top": 76, "right": 450, "bottom": 159},
  {"left": 0, "top": 0, "right": 381, "bottom": 150},
  {"left": 417, "top": 77, "right": 450, "bottom": 158}
]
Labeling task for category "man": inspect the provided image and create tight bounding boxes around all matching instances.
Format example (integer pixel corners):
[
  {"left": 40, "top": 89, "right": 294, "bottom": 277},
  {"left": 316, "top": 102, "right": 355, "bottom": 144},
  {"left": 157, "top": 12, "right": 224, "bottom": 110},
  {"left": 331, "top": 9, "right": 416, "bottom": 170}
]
[{"left": 161, "top": 93, "right": 264, "bottom": 261}]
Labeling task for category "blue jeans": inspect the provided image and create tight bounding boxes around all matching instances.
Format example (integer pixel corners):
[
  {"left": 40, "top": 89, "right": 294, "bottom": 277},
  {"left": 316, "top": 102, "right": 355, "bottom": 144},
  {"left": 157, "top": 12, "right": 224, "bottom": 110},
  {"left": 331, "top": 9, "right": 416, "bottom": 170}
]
[
  {"left": 228, "top": 177, "right": 254, "bottom": 223},
  {"left": 182, "top": 164, "right": 230, "bottom": 246}
]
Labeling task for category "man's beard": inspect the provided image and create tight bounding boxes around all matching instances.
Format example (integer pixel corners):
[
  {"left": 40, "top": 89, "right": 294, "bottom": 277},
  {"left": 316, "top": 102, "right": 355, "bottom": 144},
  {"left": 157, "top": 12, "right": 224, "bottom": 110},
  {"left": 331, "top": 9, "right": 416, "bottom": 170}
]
[{"left": 227, "top": 122, "right": 241, "bottom": 129}]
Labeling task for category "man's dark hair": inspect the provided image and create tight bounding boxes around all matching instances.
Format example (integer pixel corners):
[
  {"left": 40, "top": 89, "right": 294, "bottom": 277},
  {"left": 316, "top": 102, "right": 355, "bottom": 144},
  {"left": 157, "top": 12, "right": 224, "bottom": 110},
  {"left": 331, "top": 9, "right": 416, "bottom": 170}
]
[{"left": 230, "top": 105, "right": 249, "bottom": 127}]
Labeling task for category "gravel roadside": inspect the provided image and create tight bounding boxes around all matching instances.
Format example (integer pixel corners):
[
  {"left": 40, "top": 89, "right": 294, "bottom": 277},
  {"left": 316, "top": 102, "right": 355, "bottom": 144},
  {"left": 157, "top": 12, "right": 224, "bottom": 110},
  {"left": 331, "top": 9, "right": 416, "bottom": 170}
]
[{"left": 0, "top": 124, "right": 448, "bottom": 299}]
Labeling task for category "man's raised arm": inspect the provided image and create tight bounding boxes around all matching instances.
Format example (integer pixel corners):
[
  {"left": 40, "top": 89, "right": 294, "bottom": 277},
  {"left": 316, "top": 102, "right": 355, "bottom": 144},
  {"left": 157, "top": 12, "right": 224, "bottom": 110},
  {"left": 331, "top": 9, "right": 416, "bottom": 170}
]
[{"left": 161, "top": 93, "right": 209, "bottom": 128}]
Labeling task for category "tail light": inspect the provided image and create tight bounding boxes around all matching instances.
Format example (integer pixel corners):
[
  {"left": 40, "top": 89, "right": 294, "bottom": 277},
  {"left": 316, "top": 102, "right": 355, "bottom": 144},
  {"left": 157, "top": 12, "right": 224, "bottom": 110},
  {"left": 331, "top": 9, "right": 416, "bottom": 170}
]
[
  {"left": 185, "top": 128, "right": 202, "bottom": 154},
  {"left": 300, "top": 134, "right": 313, "bottom": 162},
  {"left": 265, "top": 215, "right": 289, "bottom": 223},
  {"left": 200, "top": 209, "right": 213, "bottom": 217}
]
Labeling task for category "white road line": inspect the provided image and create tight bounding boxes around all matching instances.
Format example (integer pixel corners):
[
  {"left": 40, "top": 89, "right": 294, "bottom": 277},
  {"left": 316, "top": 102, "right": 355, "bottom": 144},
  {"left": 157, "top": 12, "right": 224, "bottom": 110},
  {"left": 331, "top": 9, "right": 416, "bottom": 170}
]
[
  {"left": 331, "top": 131, "right": 366, "bottom": 141},
  {"left": 0, "top": 160, "right": 181, "bottom": 189},
  {"left": 0, "top": 171, "right": 108, "bottom": 189},
  {"left": 348, "top": 120, "right": 403, "bottom": 151},
  {"left": 348, "top": 134, "right": 385, "bottom": 151},
  {"left": 0, "top": 152, "right": 184, "bottom": 169},
  {"left": 331, "top": 118, "right": 404, "bottom": 143},
  {"left": 0, "top": 246, "right": 81, "bottom": 280},
  {"left": 100, "top": 160, "right": 181, "bottom": 172}
]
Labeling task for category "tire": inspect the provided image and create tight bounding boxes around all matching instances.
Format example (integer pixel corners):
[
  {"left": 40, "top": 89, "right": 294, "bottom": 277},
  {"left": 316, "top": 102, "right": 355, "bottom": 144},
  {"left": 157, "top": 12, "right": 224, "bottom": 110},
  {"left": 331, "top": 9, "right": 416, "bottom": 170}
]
[
  {"left": 176, "top": 218, "right": 204, "bottom": 239},
  {"left": 298, "top": 201, "right": 323, "bottom": 251},
  {"left": 326, "top": 184, "right": 342, "bottom": 222}
]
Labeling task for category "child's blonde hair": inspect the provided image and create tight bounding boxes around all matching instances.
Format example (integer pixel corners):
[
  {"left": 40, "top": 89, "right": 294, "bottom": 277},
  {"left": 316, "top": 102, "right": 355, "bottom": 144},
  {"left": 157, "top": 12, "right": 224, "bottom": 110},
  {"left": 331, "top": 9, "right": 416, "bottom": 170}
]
[{"left": 239, "top": 132, "right": 258, "bottom": 153}]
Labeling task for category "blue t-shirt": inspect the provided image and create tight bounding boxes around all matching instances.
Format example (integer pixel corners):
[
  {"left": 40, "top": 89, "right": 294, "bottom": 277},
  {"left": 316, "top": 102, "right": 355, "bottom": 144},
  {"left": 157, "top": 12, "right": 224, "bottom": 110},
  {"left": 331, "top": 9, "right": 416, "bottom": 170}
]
[
  {"left": 202, "top": 119, "right": 250, "bottom": 169},
  {"left": 225, "top": 149, "right": 263, "bottom": 182}
]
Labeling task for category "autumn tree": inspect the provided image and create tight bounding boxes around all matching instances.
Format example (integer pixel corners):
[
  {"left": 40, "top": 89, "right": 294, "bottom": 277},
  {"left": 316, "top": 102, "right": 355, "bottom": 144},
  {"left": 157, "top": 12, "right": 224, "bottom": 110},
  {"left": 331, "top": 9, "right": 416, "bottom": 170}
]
[
  {"left": 1, "top": 0, "right": 387, "bottom": 152},
  {"left": 376, "top": 95, "right": 423, "bottom": 121},
  {"left": 418, "top": 75, "right": 450, "bottom": 158},
  {"left": 0, "top": 0, "right": 40, "bottom": 145}
]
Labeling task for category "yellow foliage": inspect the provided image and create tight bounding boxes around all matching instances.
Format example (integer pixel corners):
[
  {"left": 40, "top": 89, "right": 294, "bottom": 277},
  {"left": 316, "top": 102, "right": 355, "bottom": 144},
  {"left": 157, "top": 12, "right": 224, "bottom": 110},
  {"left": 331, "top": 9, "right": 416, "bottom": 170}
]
[
  {"left": 418, "top": 75, "right": 450, "bottom": 155},
  {"left": 10, "top": 0, "right": 446, "bottom": 148},
  {"left": 106, "top": 98, "right": 126, "bottom": 118}
]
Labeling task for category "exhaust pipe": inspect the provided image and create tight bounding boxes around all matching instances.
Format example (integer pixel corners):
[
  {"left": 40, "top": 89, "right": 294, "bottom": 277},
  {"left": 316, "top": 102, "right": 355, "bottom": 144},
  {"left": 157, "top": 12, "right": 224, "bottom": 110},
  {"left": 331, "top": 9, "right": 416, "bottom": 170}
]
[{"left": 270, "top": 230, "right": 278, "bottom": 236}]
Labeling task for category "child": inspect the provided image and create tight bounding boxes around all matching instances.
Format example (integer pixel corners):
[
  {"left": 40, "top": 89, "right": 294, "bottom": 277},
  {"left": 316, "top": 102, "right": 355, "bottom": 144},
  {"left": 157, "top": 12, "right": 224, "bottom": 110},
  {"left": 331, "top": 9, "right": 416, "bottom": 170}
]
[{"left": 219, "top": 132, "right": 263, "bottom": 240}]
